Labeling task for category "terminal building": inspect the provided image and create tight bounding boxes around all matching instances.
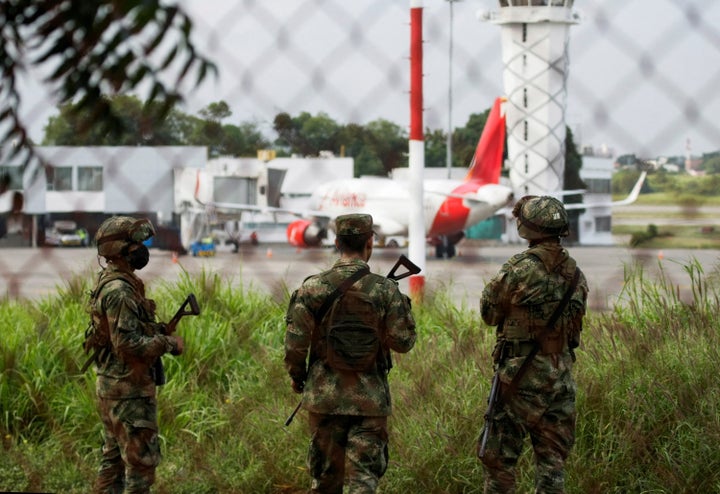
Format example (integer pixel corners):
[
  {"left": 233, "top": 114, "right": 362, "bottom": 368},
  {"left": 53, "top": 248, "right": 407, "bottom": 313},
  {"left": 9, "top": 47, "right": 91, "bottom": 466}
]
[
  {"left": 0, "top": 146, "right": 353, "bottom": 250},
  {"left": 0, "top": 144, "right": 615, "bottom": 249}
]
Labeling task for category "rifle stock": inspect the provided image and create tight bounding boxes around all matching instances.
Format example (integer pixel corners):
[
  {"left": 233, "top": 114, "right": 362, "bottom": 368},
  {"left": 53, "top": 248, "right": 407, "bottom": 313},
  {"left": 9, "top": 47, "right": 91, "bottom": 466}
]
[
  {"left": 387, "top": 254, "right": 421, "bottom": 281},
  {"left": 284, "top": 255, "right": 420, "bottom": 427},
  {"left": 154, "top": 293, "right": 201, "bottom": 385},
  {"left": 165, "top": 293, "right": 201, "bottom": 334}
]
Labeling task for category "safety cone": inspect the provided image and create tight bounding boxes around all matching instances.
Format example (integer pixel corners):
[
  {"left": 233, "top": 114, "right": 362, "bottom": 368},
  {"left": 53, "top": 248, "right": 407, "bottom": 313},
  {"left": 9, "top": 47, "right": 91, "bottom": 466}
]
[
  {"left": 171, "top": 252, "right": 178, "bottom": 263},
  {"left": 658, "top": 250, "right": 664, "bottom": 260},
  {"left": 266, "top": 248, "right": 273, "bottom": 258}
]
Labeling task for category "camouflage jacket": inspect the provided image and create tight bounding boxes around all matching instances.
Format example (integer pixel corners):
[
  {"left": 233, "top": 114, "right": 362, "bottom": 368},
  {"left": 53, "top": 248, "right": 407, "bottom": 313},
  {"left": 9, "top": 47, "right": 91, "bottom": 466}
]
[
  {"left": 480, "top": 242, "right": 588, "bottom": 422},
  {"left": 481, "top": 242, "right": 588, "bottom": 353},
  {"left": 92, "top": 264, "right": 176, "bottom": 399},
  {"left": 285, "top": 258, "right": 416, "bottom": 416}
]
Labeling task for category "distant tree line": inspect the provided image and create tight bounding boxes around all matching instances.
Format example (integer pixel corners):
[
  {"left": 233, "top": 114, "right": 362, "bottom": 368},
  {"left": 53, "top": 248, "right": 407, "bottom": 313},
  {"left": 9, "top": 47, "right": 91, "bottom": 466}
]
[
  {"left": 1, "top": 1, "right": 215, "bottom": 167},
  {"left": 612, "top": 167, "right": 720, "bottom": 197},
  {"left": 616, "top": 153, "right": 720, "bottom": 176},
  {"left": 42, "top": 94, "right": 584, "bottom": 182}
]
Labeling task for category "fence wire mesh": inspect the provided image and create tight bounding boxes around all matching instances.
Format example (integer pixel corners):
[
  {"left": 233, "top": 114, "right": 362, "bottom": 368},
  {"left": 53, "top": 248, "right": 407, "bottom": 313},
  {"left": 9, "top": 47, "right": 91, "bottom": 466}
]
[{"left": 2, "top": 0, "right": 720, "bottom": 300}]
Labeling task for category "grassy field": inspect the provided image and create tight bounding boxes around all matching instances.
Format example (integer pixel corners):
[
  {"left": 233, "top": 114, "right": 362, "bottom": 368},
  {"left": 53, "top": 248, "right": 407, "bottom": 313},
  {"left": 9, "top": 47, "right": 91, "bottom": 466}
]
[
  {"left": 613, "top": 224, "right": 720, "bottom": 249},
  {"left": 622, "top": 192, "right": 720, "bottom": 206},
  {"left": 2, "top": 261, "right": 720, "bottom": 493}
]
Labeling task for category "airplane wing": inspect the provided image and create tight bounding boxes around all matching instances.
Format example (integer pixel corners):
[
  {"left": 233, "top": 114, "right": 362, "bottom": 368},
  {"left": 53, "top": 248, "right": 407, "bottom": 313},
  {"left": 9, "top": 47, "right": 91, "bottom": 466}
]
[
  {"left": 563, "top": 171, "right": 647, "bottom": 210},
  {"left": 202, "top": 200, "right": 328, "bottom": 220},
  {"left": 492, "top": 171, "right": 647, "bottom": 217},
  {"left": 370, "top": 216, "right": 406, "bottom": 237}
]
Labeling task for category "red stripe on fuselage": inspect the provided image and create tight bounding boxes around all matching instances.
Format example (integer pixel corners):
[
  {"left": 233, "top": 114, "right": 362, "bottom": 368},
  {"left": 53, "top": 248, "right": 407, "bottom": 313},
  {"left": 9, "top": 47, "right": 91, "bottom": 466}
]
[{"left": 428, "top": 181, "right": 481, "bottom": 237}]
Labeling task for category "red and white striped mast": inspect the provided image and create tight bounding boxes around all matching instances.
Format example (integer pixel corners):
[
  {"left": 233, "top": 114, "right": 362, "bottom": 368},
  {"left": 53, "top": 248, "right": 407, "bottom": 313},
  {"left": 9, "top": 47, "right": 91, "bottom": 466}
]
[{"left": 408, "top": 0, "right": 426, "bottom": 302}]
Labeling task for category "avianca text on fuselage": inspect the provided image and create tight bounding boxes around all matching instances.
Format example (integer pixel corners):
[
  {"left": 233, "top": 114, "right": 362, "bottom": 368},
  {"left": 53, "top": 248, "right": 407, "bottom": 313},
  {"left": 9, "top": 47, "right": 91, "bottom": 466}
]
[{"left": 319, "top": 190, "right": 367, "bottom": 209}]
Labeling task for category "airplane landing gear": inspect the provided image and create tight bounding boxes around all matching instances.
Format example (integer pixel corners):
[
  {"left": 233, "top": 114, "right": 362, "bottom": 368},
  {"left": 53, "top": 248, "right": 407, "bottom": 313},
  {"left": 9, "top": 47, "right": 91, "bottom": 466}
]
[{"left": 435, "top": 235, "right": 456, "bottom": 259}]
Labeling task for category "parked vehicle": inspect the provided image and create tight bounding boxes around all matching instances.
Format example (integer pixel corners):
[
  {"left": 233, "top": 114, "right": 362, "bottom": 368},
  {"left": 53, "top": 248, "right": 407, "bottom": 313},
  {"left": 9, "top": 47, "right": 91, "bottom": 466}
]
[
  {"left": 44, "top": 220, "right": 90, "bottom": 247},
  {"left": 189, "top": 236, "right": 216, "bottom": 257}
]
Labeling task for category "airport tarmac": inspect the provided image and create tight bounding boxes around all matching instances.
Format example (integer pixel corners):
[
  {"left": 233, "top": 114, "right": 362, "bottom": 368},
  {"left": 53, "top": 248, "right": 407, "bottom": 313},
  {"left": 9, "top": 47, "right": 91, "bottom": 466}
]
[{"left": 1, "top": 243, "right": 718, "bottom": 311}]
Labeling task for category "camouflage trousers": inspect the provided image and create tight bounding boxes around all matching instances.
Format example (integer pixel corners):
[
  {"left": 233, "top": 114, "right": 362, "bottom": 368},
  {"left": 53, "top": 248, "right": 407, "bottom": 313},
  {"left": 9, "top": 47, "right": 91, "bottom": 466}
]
[
  {"left": 307, "top": 412, "right": 389, "bottom": 494},
  {"left": 478, "top": 354, "right": 577, "bottom": 494},
  {"left": 94, "top": 396, "right": 161, "bottom": 494}
]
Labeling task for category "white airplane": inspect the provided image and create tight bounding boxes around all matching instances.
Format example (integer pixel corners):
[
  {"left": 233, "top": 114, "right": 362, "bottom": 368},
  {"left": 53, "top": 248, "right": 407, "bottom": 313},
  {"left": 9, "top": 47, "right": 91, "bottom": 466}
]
[
  {"left": 190, "top": 96, "right": 647, "bottom": 254},
  {"left": 196, "top": 97, "right": 515, "bottom": 255}
]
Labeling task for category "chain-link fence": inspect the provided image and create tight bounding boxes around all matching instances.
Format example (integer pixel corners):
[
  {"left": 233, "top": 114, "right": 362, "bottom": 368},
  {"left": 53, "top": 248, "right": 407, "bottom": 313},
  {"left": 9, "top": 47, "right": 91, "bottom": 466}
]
[{"left": 2, "top": 0, "right": 720, "bottom": 301}]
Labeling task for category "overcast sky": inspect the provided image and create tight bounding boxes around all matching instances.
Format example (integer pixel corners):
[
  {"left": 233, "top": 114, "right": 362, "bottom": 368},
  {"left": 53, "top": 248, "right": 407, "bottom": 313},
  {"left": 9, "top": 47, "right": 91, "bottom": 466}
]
[{"left": 19, "top": 0, "right": 720, "bottom": 160}]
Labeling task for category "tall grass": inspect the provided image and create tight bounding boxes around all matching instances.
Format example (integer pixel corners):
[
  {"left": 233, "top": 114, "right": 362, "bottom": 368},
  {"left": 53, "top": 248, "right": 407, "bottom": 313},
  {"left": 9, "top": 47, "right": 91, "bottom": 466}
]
[{"left": 2, "top": 261, "right": 720, "bottom": 493}]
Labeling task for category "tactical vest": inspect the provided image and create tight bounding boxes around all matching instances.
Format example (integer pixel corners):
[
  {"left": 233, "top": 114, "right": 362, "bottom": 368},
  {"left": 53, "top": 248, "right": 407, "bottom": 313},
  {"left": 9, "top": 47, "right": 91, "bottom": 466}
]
[
  {"left": 83, "top": 270, "right": 153, "bottom": 367},
  {"left": 500, "top": 253, "right": 577, "bottom": 354},
  {"left": 313, "top": 270, "right": 389, "bottom": 372}
]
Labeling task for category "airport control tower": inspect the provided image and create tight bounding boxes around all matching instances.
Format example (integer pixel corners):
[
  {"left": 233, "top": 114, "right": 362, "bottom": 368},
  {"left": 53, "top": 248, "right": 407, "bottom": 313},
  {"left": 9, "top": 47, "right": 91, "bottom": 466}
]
[{"left": 480, "top": 1, "right": 579, "bottom": 197}]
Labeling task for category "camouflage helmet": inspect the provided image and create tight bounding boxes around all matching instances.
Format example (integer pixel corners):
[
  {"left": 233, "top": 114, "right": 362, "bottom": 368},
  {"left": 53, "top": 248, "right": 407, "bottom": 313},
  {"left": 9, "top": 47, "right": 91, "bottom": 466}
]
[
  {"left": 512, "top": 195, "right": 569, "bottom": 240},
  {"left": 95, "top": 216, "right": 155, "bottom": 258},
  {"left": 335, "top": 214, "right": 374, "bottom": 236}
]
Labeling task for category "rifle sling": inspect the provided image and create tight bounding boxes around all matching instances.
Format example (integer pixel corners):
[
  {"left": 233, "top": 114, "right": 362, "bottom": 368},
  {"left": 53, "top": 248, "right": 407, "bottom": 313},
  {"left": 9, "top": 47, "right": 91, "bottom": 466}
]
[
  {"left": 503, "top": 268, "right": 580, "bottom": 397},
  {"left": 307, "top": 267, "right": 371, "bottom": 368},
  {"left": 314, "top": 267, "right": 371, "bottom": 325}
]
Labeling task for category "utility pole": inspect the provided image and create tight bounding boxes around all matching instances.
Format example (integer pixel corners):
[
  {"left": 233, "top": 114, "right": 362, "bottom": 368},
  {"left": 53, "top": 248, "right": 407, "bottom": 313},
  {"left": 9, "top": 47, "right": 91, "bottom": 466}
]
[{"left": 409, "top": 0, "right": 426, "bottom": 302}]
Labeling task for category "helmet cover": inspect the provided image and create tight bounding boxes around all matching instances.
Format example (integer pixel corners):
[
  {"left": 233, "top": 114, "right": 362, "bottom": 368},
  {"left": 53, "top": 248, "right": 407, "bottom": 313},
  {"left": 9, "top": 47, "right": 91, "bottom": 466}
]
[
  {"left": 95, "top": 216, "right": 155, "bottom": 258},
  {"left": 512, "top": 195, "right": 569, "bottom": 240}
]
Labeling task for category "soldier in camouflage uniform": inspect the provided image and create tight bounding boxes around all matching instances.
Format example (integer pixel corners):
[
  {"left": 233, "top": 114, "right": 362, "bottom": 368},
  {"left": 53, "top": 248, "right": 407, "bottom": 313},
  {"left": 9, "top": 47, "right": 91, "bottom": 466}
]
[
  {"left": 285, "top": 213, "right": 416, "bottom": 494},
  {"left": 478, "top": 196, "right": 588, "bottom": 494},
  {"left": 87, "top": 216, "right": 184, "bottom": 494}
]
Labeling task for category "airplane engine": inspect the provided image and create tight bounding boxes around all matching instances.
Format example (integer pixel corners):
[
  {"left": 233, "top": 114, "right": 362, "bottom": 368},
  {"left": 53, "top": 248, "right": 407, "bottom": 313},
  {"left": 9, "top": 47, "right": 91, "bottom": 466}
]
[{"left": 286, "top": 219, "right": 326, "bottom": 247}]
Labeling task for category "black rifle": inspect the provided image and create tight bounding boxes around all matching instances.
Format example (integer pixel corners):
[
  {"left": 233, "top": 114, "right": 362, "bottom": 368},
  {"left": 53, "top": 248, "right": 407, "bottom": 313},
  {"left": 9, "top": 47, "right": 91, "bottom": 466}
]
[
  {"left": 284, "top": 254, "right": 421, "bottom": 427},
  {"left": 81, "top": 293, "right": 201, "bottom": 375},
  {"left": 478, "top": 368, "right": 501, "bottom": 458},
  {"left": 153, "top": 294, "right": 201, "bottom": 385}
]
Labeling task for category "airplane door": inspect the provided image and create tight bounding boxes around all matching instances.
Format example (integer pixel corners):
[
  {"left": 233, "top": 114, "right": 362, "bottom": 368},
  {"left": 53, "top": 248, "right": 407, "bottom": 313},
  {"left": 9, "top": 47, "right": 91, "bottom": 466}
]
[
  {"left": 266, "top": 168, "right": 287, "bottom": 208},
  {"left": 214, "top": 176, "right": 257, "bottom": 205}
]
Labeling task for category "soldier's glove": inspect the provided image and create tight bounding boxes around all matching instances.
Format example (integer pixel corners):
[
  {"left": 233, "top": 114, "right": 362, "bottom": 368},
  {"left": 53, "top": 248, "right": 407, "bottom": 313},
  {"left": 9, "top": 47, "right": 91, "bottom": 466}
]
[
  {"left": 291, "top": 379, "right": 305, "bottom": 394},
  {"left": 170, "top": 335, "right": 184, "bottom": 356}
]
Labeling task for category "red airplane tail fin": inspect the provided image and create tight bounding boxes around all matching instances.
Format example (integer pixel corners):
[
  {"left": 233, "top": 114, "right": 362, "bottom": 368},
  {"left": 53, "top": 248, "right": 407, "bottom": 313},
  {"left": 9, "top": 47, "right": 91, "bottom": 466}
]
[{"left": 465, "top": 97, "right": 506, "bottom": 184}]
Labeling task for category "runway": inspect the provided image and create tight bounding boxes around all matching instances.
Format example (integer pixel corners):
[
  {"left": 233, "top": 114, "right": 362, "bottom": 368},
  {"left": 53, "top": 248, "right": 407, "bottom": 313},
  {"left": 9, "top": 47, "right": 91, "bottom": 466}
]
[{"left": 1, "top": 243, "right": 718, "bottom": 312}]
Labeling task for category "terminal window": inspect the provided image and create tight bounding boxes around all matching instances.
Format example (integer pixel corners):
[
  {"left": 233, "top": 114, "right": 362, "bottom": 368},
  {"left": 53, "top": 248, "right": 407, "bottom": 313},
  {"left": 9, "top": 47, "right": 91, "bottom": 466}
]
[
  {"left": 0, "top": 166, "right": 23, "bottom": 189},
  {"left": 596, "top": 216, "right": 611, "bottom": 232},
  {"left": 78, "top": 166, "right": 103, "bottom": 191},
  {"left": 46, "top": 166, "right": 72, "bottom": 191},
  {"left": 585, "top": 178, "right": 611, "bottom": 194}
]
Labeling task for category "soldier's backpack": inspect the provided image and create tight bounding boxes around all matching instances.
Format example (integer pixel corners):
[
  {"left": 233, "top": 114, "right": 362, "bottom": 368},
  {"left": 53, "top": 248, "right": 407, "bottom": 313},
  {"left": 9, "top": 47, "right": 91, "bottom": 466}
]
[{"left": 317, "top": 268, "right": 386, "bottom": 372}]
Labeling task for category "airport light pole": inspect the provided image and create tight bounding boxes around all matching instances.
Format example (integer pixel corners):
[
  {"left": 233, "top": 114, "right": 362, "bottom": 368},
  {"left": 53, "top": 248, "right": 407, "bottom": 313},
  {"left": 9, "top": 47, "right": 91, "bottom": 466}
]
[{"left": 446, "top": 0, "right": 462, "bottom": 179}]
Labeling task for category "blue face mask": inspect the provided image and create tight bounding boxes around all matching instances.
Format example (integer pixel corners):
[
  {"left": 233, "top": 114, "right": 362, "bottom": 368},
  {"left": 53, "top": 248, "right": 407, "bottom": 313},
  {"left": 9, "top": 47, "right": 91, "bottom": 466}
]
[{"left": 126, "top": 243, "right": 150, "bottom": 270}]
